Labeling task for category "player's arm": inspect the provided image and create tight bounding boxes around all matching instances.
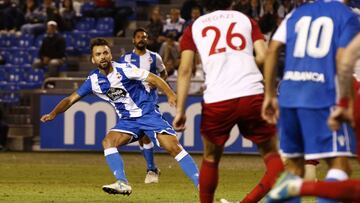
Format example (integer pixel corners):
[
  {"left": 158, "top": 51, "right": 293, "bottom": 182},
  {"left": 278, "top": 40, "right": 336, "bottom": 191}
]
[
  {"left": 156, "top": 53, "right": 168, "bottom": 80},
  {"left": 328, "top": 33, "right": 360, "bottom": 130},
  {"left": 253, "top": 39, "right": 268, "bottom": 68},
  {"left": 172, "top": 50, "right": 195, "bottom": 131},
  {"left": 338, "top": 33, "right": 360, "bottom": 100},
  {"left": 146, "top": 73, "right": 176, "bottom": 106},
  {"left": 261, "top": 40, "right": 284, "bottom": 124},
  {"left": 159, "top": 69, "right": 168, "bottom": 81},
  {"left": 40, "top": 92, "right": 82, "bottom": 122}
]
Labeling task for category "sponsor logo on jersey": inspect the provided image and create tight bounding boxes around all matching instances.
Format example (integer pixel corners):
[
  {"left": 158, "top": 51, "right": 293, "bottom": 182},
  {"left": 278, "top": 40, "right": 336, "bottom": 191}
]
[
  {"left": 106, "top": 87, "right": 127, "bottom": 101},
  {"left": 283, "top": 71, "right": 325, "bottom": 83}
]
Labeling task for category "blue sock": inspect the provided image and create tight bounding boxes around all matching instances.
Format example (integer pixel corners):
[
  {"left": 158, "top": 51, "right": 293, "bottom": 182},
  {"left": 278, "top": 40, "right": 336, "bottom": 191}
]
[
  {"left": 317, "top": 169, "right": 348, "bottom": 203},
  {"left": 175, "top": 149, "right": 199, "bottom": 187},
  {"left": 142, "top": 142, "right": 156, "bottom": 171},
  {"left": 104, "top": 148, "right": 127, "bottom": 183}
]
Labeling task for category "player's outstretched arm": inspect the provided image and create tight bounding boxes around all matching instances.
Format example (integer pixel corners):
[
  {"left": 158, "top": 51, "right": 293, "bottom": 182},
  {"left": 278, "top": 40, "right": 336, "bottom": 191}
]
[
  {"left": 173, "top": 50, "right": 194, "bottom": 132},
  {"left": 40, "top": 92, "right": 82, "bottom": 122},
  {"left": 261, "top": 40, "right": 283, "bottom": 124},
  {"left": 146, "top": 73, "right": 176, "bottom": 107},
  {"left": 328, "top": 33, "right": 360, "bottom": 130}
]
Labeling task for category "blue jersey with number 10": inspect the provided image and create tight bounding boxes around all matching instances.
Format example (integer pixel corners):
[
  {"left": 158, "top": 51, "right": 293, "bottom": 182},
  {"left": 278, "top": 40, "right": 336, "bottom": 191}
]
[{"left": 273, "top": 0, "right": 360, "bottom": 108}]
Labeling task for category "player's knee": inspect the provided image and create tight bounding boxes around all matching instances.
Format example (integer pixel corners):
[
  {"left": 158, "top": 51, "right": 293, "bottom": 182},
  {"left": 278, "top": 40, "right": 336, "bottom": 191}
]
[
  {"left": 102, "top": 137, "right": 113, "bottom": 149},
  {"left": 141, "top": 135, "right": 151, "bottom": 144},
  {"left": 165, "top": 142, "right": 182, "bottom": 157}
]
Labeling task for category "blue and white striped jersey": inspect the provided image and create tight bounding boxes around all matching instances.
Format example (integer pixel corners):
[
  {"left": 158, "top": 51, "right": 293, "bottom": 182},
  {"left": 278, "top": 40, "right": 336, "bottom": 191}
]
[
  {"left": 272, "top": 0, "right": 360, "bottom": 108},
  {"left": 118, "top": 49, "right": 166, "bottom": 102},
  {"left": 76, "top": 61, "right": 156, "bottom": 119}
]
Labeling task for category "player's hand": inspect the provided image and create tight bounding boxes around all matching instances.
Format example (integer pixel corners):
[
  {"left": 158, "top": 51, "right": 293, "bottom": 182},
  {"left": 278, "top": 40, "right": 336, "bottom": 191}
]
[
  {"left": 173, "top": 113, "right": 186, "bottom": 132},
  {"left": 261, "top": 96, "right": 279, "bottom": 124},
  {"left": 327, "top": 106, "right": 353, "bottom": 131},
  {"left": 40, "top": 112, "right": 56, "bottom": 122},
  {"left": 167, "top": 94, "right": 176, "bottom": 107}
]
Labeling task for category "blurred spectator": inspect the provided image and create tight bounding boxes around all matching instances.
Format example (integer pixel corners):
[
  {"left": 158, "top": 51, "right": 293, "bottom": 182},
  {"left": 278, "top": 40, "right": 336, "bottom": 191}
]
[
  {"left": 277, "top": 0, "right": 293, "bottom": 19},
  {"left": 160, "top": 8, "right": 185, "bottom": 42},
  {"left": 72, "top": 0, "right": 83, "bottom": 17},
  {"left": 146, "top": 7, "right": 164, "bottom": 52},
  {"left": 94, "top": 0, "right": 114, "bottom": 18},
  {"left": 21, "top": 0, "right": 61, "bottom": 35},
  {"left": 233, "top": 0, "right": 260, "bottom": 20},
  {"left": 114, "top": 0, "right": 133, "bottom": 37},
  {"left": 59, "top": 0, "right": 76, "bottom": 31},
  {"left": 32, "top": 21, "right": 65, "bottom": 78},
  {"left": 0, "top": 108, "right": 8, "bottom": 151},
  {"left": 258, "top": 0, "right": 279, "bottom": 39},
  {"left": 184, "top": 5, "right": 202, "bottom": 28},
  {"left": 2, "top": 1, "right": 25, "bottom": 34},
  {"left": 180, "top": 0, "right": 201, "bottom": 22},
  {"left": 0, "top": 0, "right": 11, "bottom": 31},
  {"left": 233, "top": 0, "right": 252, "bottom": 16},
  {"left": 159, "top": 33, "right": 180, "bottom": 76}
]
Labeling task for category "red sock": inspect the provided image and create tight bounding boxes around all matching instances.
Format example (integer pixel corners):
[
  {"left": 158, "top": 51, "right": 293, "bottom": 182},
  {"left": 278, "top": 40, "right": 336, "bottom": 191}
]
[
  {"left": 241, "top": 153, "right": 284, "bottom": 203},
  {"left": 301, "top": 180, "right": 360, "bottom": 201},
  {"left": 199, "top": 159, "right": 219, "bottom": 203}
]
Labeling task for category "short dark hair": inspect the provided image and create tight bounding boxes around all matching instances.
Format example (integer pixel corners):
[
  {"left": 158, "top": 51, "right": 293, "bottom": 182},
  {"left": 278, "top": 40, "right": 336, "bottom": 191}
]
[
  {"left": 201, "top": 0, "right": 233, "bottom": 11},
  {"left": 90, "top": 38, "right": 110, "bottom": 53},
  {"left": 133, "top": 27, "right": 148, "bottom": 38}
]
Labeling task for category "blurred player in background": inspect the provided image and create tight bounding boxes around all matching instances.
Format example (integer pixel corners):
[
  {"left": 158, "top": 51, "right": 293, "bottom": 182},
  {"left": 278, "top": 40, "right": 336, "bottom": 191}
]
[
  {"left": 261, "top": 0, "right": 360, "bottom": 202},
  {"left": 118, "top": 28, "right": 168, "bottom": 184},
  {"left": 173, "top": 0, "right": 284, "bottom": 202},
  {"left": 41, "top": 38, "right": 199, "bottom": 196}
]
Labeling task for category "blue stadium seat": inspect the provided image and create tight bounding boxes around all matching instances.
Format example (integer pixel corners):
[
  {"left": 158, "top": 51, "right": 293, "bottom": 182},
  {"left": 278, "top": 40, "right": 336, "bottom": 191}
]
[
  {"left": 33, "top": 34, "right": 45, "bottom": 48},
  {"left": 75, "top": 17, "right": 96, "bottom": 31},
  {"left": 95, "top": 17, "right": 114, "bottom": 36},
  {"left": 0, "top": 33, "right": 17, "bottom": 48},
  {"left": 0, "top": 49, "right": 12, "bottom": 65},
  {"left": 9, "top": 50, "right": 32, "bottom": 65},
  {"left": 62, "top": 32, "right": 79, "bottom": 56},
  {"left": 73, "top": 32, "right": 91, "bottom": 54},
  {"left": 26, "top": 68, "right": 45, "bottom": 88},
  {"left": 17, "top": 34, "right": 35, "bottom": 48}
]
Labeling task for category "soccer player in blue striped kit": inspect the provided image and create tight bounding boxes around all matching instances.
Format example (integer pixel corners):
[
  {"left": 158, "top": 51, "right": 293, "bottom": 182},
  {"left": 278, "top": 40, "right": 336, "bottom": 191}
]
[
  {"left": 40, "top": 38, "right": 199, "bottom": 195},
  {"left": 118, "top": 28, "right": 168, "bottom": 184},
  {"left": 261, "top": 0, "right": 360, "bottom": 202}
]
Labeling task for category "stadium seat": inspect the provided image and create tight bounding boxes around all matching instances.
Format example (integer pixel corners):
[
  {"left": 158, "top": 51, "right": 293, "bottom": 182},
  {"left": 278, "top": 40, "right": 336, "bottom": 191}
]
[
  {"left": 73, "top": 32, "right": 91, "bottom": 54},
  {"left": 75, "top": 17, "right": 96, "bottom": 31},
  {"left": 62, "top": 32, "right": 79, "bottom": 56},
  {"left": 0, "top": 49, "right": 12, "bottom": 65},
  {"left": 95, "top": 17, "right": 114, "bottom": 36},
  {"left": 26, "top": 68, "right": 45, "bottom": 88},
  {"left": 9, "top": 50, "right": 32, "bottom": 66},
  {"left": 33, "top": 34, "right": 45, "bottom": 48},
  {"left": 17, "top": 34, "right": 35, "bottom": 48},
  {"left": 0, "top": 33, "right": 16, "bottom": 48}
]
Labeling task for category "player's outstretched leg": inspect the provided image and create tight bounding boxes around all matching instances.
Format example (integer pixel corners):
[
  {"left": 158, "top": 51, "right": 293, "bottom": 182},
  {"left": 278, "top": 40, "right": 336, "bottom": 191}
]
[
  {"left": 241, "top": 136, "right": 284, "bottom": 203},
  {"left": 139, "top": 136, "right": 160, "bottom": 184},
  {"left": 101, "top": 131, "right": 133, "bottom": 195},
  {"left": 157, "top": 133, "right": 199, "bottom": 187}
]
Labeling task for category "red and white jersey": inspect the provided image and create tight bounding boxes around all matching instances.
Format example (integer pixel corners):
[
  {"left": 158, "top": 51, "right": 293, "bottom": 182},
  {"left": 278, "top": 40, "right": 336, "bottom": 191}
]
[{"left": 181, "top": 10, "right": 264, "bottom": 103}]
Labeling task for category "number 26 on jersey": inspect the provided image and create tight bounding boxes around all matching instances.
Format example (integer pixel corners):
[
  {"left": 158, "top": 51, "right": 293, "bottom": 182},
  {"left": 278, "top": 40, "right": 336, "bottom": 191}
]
[{"left": 202, "top": 22, "right": 247, "bottom": 56}]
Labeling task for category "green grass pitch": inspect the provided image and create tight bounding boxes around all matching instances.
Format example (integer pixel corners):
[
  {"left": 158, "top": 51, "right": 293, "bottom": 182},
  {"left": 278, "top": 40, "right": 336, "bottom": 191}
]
[{"left": 0, "top": 152, "right": 359, "bottom": 202}]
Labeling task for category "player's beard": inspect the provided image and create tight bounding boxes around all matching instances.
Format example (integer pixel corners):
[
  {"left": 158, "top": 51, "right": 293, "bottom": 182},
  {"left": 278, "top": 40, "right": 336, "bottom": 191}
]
[
  {"left": 98, "top": 60, "right": 111, "bottom": 70},
  {"left": 135, "top": 41, "right": 146, "bottom": 51}
]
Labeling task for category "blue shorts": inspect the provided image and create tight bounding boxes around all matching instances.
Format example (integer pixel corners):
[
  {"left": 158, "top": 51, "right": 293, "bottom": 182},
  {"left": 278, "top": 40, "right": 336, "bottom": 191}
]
[
  {"left": 110, "top": 109, "right": 176, "bottom": 146},
  {"left": 279, "top": 107, "right": 356, "bottom": 160}
]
